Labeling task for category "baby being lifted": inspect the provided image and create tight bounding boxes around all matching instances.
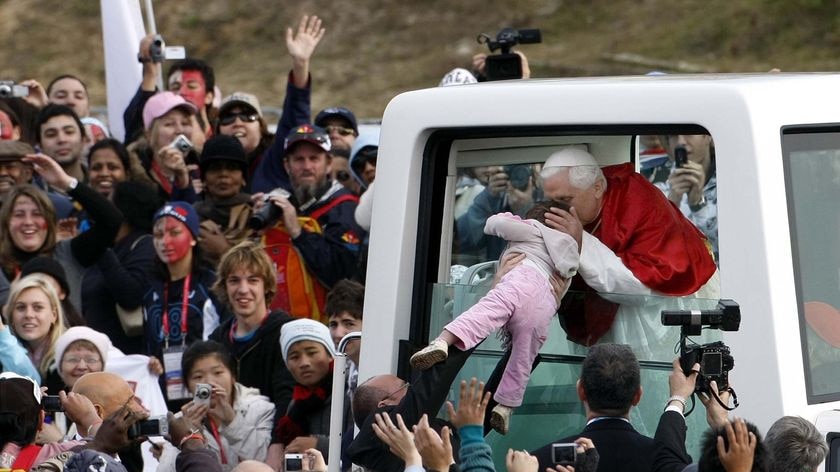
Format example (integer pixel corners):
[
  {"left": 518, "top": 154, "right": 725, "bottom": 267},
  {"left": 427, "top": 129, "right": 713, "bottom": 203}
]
[{"left": 411, "top": 200, "right": 579, "bottom": 434}]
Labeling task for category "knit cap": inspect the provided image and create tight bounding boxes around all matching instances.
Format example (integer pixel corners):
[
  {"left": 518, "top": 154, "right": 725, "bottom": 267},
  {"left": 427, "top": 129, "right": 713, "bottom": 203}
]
[{"left": 279, "top": 319, "right": 336, "bottom": 362}]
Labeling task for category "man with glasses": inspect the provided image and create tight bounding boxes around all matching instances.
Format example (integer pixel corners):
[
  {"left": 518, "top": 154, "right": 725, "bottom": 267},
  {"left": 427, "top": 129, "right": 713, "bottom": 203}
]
[{"left": 314, "top": 107, "right": 358, "bottom": 153}]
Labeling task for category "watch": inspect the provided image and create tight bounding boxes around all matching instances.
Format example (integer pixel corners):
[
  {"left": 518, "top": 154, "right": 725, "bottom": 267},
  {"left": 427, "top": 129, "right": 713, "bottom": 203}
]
[
  {"left": 689, "top": 196, "right": 706, "bottom": 212},
  {"left": 67, "top": 177, "right": 79, "bottom": 191}
]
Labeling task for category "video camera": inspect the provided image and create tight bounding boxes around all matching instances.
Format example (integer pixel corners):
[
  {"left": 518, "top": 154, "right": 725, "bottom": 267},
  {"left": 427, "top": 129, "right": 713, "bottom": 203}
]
[
  {"left": 477, "top": 27, "right": 542, "bottom": 81},
  {"left": 661, "top": 299, "right": 740, "bottom": 396},
  {"left": 138, "top": 35, "right": 186, "bottom": 63},
  {"left": 0, "top": 80, "right": 29, "bottom": 98}
]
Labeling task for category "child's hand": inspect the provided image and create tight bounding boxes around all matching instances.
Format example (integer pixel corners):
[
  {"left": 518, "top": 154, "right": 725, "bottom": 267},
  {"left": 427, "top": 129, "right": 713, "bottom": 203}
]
[{"left": 445, "top": 378, "right": 491, "bottom": 429}]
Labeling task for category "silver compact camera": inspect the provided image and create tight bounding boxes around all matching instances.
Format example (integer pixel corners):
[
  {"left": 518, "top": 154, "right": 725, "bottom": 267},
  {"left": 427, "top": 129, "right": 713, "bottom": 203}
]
[
  {"left": 193, "top": 383, "right": 212, "bottom": 407},
  {"left": 170, "top": 134, "right": 192, "bottom": 154}
]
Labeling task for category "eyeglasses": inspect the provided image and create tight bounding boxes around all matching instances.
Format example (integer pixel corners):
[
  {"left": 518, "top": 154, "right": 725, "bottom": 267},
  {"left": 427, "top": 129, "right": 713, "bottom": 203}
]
[
  {"left": 383, "top": 381, "right": 410, "bottom": 402},
  {"left": 219, "top": 113, "right": 260, "bottom": 126},
  {"left": 324, "top": 125, "right": 355, "bottom": 137},
  {"left": 62, "top": 356, "right": 103, "bottom": 366},
  {"left": 336, "top": 170, "right": 352, "bottom": 182}
]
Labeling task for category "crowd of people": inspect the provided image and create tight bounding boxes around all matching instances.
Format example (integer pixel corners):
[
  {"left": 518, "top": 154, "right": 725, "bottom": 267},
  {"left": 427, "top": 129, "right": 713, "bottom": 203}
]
[{"left": 0, "top": 11, "right": 823, "bottom": 472}]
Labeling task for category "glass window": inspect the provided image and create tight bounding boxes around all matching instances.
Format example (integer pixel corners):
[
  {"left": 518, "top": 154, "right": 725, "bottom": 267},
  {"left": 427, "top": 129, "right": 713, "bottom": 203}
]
[{"left": 782, "top": 129, "right": 840, "bottom": 402}]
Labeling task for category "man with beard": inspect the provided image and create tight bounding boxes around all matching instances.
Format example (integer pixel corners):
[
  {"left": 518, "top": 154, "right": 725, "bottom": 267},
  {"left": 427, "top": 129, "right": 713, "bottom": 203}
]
[{"left": 259, "top": 124, "right": 363, "bottom": 322}]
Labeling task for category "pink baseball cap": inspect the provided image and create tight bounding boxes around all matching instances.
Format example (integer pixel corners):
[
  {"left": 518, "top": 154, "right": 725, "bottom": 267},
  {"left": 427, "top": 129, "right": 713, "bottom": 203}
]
[{"left": 142, "top": 91, "right": 197, "bottom": 130}]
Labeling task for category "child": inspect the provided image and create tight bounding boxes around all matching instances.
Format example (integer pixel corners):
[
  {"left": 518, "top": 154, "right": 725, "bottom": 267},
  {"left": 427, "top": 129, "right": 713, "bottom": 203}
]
[{"left": 410, "top": 200, "right": 579, "bottom": 434}]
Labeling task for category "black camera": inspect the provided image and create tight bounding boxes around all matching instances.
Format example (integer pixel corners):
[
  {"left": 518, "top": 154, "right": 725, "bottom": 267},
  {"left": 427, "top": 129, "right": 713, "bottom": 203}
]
[
  {"left": 249, "top": 188, "right": 294, "bottom": 230},
  {"left": 0, "top": 80, "right": 29, "bottom": 98},
  {"left": 42, "top": 395, "right": 64, "bottom": 413},
  {"left": 551, "top": 443, "right": 576, "bottom": 466},
  {"left": 504, "top": 164, "right": 532, "bottom": 191},
  {"left": 478, "top": 28, "right": 542, "bottom": 81},
  {"left": 127, "top": 416, "right": 169, "bottom": 439},
  {"left": 662, "top": 299, "right": 740, "bottom": 395},
  {"left": 674, "top": 145, "right": 688, "bottom": 168}
]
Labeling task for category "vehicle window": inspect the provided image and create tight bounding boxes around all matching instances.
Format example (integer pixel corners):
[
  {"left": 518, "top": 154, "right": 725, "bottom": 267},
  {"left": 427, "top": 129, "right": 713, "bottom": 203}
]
[{"left": 783, "top": 129, "right": 840, "bottom": 402}]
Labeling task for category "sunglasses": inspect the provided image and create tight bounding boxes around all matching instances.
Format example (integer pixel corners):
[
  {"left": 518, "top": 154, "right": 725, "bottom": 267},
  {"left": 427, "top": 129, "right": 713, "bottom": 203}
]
[
  {"left": 219, "top": 113, "right": 260, "bottom": 126},
  {"left": 324, "top": 125, "right": 356, "bottom": 137}
]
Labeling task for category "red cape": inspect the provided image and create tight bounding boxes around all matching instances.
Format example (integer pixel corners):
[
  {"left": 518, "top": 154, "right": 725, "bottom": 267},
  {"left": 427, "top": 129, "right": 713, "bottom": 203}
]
[{"left": 560, "top": 163, "right": 717, "bottom": 345}]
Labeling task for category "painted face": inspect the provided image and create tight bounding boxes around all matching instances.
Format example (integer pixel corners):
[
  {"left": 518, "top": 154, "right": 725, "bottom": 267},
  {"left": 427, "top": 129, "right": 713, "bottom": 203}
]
[
  {"left": 60, "top": 344, "right": 104, "bottom": 387},
  {"left": 542, "top": 168, "right": 605, "bottom": 226},
  {"left": 320, "top": 117, "right": 356, "bottom": 152},
  {"left": 8, "top": 195, "right": 48, "bottom": 252},
  {"left": 151, "top": 109, "right": 193, "bottom": 153},
  {"left": 152, "top": 216, "right": 195, "bottom": 264},
  {"left": 88, "top": 148, "right": 127, "bottom": 199},
  {"left": 39, "top": 115, "right": 84, "bottom": 166},
  {"left": 11, "top": 287, "right": 57, "bottom": 345},
  {"left": 0, "top": 111, "right": 19, "bottom": 140},
  {"left": 48, "top": 78, "right": 90, "bottom": 117},
  {"left": 186, "top": 355, "right": 235, "bottom": 407},
  {"left": 224, "top": 266, "right": 268, "bottom": 320},
  {"left": 168, "top": 70, "right": 209, "bottom": 109},
  {"left": 667, "top": 134, "right": 712, "bottom": 165},
  {"left": 0, "top": 160, "right": 31, "bottom": 195},
  {"left": 328, "top": 312, "right": 362, "bottom": 347},
  {"left": 218, "top": 106, "right": 261, "bottom": 153},
  {"left": 205, "top": 161, "right": 245, "bottom": 199},
  {"left": 284, "top": 142, "right": 331, "bottom": 197},
  {"left": 286, "top": 340, "right": 332, "bottom": 388}
]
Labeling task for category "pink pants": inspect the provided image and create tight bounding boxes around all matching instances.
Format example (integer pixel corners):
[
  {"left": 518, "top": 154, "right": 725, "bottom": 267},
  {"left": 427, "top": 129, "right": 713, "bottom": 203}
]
[{"left": 445, "top": 263, "right": 557, "bottom": 407}]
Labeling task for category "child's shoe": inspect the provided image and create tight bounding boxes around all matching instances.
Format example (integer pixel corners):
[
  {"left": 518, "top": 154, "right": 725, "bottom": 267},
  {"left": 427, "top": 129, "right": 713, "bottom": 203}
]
[
  {"left": 409, "top": 339, "right": 448, "bottom": 370},
  {"left": 490, "top": 404, "right": 513, "bottom": 435}
]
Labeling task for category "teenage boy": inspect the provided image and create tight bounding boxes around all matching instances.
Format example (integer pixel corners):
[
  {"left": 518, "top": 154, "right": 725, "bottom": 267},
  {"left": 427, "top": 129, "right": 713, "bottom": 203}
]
[{"left": 209, "top": 240, "right": 295, "bottom": 417}]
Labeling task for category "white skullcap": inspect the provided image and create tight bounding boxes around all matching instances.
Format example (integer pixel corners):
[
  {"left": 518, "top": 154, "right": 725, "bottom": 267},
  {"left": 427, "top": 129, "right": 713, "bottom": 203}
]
[
  {"left": 280, "top": 319, "right": 337, "bottom": 362},
  {"left": 439, "top": 68, "right": 477, "bottom": 87},
  {"left": 55, "top": 326, "right": 112, "bottom": 367},
  {"left": 544, "top": 147, "right": 598, "bottom": 168}
]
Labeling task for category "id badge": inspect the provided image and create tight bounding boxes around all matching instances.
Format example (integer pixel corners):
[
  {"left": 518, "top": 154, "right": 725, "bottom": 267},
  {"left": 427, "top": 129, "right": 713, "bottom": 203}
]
[{"left": 163, "top": 346, "right": 189, "bottom": 400}]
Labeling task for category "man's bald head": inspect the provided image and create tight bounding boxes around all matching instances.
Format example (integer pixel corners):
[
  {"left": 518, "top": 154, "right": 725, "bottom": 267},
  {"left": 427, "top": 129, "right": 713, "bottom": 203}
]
[
  {"left": 73, "top": 372, "right": 140, "bottom": 418},
  {"left": 232, "top": 460, "right": 274, "bottom": 472},
  {"left": 352, "top": 374, "right": 407, "bottom": 428}
]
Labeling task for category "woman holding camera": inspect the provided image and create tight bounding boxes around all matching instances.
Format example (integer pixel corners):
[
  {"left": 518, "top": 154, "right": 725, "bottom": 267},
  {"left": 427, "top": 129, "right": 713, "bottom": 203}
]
[
  {"left": 128, "top": 91, "right": 199, "bottom": 203},
  {"left": 154, "top": 340, "right": 275, "bottom": 471}
]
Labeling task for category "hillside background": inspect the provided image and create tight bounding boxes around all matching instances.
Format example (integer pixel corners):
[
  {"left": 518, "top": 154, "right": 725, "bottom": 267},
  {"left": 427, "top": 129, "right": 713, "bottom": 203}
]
[{"left": 2, "top": 0, "right": 840, "bottom": 120}]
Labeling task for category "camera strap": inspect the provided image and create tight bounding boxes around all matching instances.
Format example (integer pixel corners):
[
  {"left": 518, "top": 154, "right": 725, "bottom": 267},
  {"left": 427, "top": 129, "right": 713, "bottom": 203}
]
[{"left": 684, "top": 385, "right": 739, "bottom": 417}]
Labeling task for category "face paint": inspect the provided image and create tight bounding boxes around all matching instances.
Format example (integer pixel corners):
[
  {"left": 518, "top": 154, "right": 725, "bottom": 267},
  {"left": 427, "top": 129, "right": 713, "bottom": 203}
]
[
  {"left": 0, "top": 111, "right": 15, "bottom": 140},
  {"left": 152, "top": 217, "right": 195, "bottom": 264},
  {"left": 175, "top": 70, "right": 208, "bottom": 109}
]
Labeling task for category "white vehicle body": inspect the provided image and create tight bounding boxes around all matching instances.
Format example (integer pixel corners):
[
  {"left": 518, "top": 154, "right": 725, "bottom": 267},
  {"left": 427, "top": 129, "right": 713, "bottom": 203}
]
[{"left": 357, "top": 74, "right": 840, "bottom": 466}]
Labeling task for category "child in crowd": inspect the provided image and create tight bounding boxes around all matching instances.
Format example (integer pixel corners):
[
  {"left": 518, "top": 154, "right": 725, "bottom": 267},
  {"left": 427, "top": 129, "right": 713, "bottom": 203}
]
[{"left": 411, "top": 201, "right": 580, "bottom": 434}]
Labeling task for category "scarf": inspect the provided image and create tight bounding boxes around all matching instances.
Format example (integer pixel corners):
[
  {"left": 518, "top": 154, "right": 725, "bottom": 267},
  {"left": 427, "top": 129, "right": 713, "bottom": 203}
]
[
  {"left": 193, "top": 193, "right": 252, "bottom": 228},
  {"left": 274, "top": 364, "right": 334, "bottom": 446}
]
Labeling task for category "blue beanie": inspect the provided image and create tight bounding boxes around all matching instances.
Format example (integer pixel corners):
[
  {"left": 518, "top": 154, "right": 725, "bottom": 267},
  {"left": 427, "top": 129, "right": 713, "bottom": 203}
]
[{"left": 153, "top": 201, "right": 200, "bottom": 239}]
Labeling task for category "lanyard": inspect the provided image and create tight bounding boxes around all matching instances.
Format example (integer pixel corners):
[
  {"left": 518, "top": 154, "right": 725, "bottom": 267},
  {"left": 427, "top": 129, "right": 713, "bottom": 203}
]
[
  {"left": 151, "top": 160, "right": 174, "bottom": 196},
  {"left": 162, "top": 273, "right": 191, "bottom": 348},
  {"left": 208, "top": 418, "right": 228, "bottom": 464}
]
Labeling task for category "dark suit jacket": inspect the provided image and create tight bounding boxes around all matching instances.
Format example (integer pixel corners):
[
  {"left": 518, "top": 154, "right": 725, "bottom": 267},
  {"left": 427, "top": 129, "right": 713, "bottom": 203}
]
[
  {"left": 532, "top": 417, "right": 659, "bottom": 472},
  {"left": 653, "top": 410, "right": 693, "bottom": 472}
]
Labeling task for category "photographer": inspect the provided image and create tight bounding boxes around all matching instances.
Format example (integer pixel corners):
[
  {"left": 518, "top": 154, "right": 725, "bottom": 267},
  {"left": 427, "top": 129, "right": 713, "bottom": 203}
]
[
  {"left": 128, "top": 92, "right": 199, "bottom": 203},
  {"left": 255, "top": 125, "right": 363, "bottom": 320},
  {"left": 455, "top": 164, "right": 537, "bottom": 262}
]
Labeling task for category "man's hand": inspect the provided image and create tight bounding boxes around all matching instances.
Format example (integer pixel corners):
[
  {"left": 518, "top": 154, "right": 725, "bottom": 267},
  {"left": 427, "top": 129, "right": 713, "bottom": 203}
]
[
  {"left": 60, "top": 391, "right": 100, "bottom": 432},
  {"left": 413, "top": 414, "right": 453, "bottom": 471},
  {"left": 545, "top": 206, "right": 583, "bottom": 250},
  {"left": 166, "top": 412, "right": 198, "bottom": 449},
  {"left": 138, "top": 33, "right": 162, "bottom": 90},
  {"left": 87, "top": 404, "right": 142, "bottom": 455},
  {"left": 669, "top": 358, "right": 699, "bottom": 401},
  {"left": 717, "top": 419, "right": 756, "bottom": 472},
  {"left": 372, "top": 412, "right": 421, "bottom": 466},
  {"left": 56, "top": 217, "right": 79, "bottom": 242},
  {"left": 268, "top": 192, "right": 302, "bottom": 238},
  {"left": 506, "top": 449, "right": 538, "bottom": 472},
  {"left": 472, "top": 53, "right": 487, "bottom": 77},
  {"left": 485, "top": 167, "right": 509, "bottom": 197},
  {"left": 19, "top": 79, "right": 48, "bottom": 108},
  {"left": 286, "top": 435, "right": 318, "bottom": 453},
  {"left": 445, "top": 378, "right": 491, "bottom": 430},
  {"left": 699, "top": 380, "right": 731, "bottom": 430},
  {"left": 287, "top": 15, "right": 326, "bottom": 89},
  {"left": 667, "top": 161, "right": 706, "bottom": 208},
  {"left": 492, "top": 252, "right": 525, "bottom": 287},
  {"left": 22, "top": 153, "right": 74, "bottom": 190},
  {"left": 199, "top": 225, "right": 231, "bottom": 259}
]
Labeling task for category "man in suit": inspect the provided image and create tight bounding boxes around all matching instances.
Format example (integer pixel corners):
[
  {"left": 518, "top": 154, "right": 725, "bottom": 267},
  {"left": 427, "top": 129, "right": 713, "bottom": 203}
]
[{"left": 532, "top": 343, "right": 658, "bottom": 471}]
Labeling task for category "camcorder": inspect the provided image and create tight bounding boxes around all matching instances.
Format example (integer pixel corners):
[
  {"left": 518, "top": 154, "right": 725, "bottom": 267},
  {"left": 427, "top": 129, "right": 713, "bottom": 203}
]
[
  {"left": 661, "top": 299, "right": 740, "bottom": 399},
  {"left": 138, "top": 35, "right": 186, "bottom": 63},
  {"left": 0, "top": 80, "right": 29, "bottom": 98},
  {"left": 477, "top": 28, "right": 542, "bottom": 81},
  {"left": 127, "top": 416, "right": 169, "bottom": 439},
  {"left": 249, "top": 188, "right": 298, "bottom": 230}
]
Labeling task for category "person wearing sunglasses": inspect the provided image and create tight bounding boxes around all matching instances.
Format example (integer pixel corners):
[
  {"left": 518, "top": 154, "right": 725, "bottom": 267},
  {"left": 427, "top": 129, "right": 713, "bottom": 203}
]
[
  {"left": 314, "top": 107, "right": 358, "bottom": 154},
  {"left": 226, "top": 15, "right": 326, "bottom": 194}
]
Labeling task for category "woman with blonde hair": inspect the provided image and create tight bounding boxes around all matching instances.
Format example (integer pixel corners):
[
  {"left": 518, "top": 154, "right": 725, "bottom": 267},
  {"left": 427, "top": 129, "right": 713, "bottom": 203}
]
[{"left": 2, "top": 273, "right": 67, "bottom": 393}]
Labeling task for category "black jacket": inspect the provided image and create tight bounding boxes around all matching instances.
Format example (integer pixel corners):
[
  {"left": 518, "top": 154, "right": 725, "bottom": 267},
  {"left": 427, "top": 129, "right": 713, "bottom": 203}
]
[
  {"left": 209, "top": 310, "right": 296, "bottom": 415},
  {"left": 532, "top": 417, "right": 660, "bottom": 472},
  {"left": 653, "top": 410, "right": 694, "bottom": 472}
]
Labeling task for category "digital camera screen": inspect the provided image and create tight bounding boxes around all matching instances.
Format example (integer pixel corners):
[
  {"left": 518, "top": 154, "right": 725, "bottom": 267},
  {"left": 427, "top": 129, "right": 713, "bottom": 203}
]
[{"left": 702, "top": 352, "right": 723, "bottom": 375}]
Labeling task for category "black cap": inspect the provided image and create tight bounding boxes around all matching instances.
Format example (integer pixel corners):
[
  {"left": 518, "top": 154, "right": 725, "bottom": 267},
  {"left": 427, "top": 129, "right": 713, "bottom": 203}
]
[
  {"left": 20, "top": 256, "right": 70, "bottom": 295},
  {"left": 314, "top": 107, "right": 358, "bottom": 135},
  {"left": 199, "top": 135, "right": 248, "bottom": 177}
]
